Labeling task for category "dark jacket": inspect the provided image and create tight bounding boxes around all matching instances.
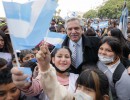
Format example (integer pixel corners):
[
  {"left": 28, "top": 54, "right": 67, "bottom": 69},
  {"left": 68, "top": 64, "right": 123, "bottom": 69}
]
[
  {"left": 98, "top": 61, "right": 130, "bottom": 100},
  {"left": 62, "top": 35, "right": 100, "bottom": 74}
]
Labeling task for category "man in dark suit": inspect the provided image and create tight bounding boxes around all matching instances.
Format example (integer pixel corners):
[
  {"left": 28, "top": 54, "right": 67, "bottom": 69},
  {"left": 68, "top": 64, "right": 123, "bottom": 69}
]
[{"left": 62, "top": 17, "right": 100, "bottom": 74}]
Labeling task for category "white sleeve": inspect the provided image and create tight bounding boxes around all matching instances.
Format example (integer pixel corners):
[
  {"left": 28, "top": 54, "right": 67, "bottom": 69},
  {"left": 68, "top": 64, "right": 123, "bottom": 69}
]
[{"left": 39, "top": 66, "right": 74, "bottom": 100}]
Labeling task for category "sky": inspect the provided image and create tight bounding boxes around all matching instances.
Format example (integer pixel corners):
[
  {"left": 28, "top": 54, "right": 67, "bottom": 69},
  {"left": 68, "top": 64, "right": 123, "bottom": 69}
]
[
  {"left": 57, "top": 0, "right": 105, "bottom": 18},
  {"left": 0, "top": 0, "right": 105, "bottom": 18}
]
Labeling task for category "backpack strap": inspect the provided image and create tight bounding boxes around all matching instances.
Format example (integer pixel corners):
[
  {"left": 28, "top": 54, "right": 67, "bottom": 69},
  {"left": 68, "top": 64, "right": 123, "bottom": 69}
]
[{"left": 113, "top": 63, "right": 125, "bottom": 85}]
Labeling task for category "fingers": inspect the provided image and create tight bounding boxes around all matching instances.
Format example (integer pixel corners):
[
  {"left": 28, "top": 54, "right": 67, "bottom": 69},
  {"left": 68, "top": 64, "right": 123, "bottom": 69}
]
[
  {"left": 36, "top": 44, "right": 50, "bottom": 59},
  {"left": 40, "top": 44, "right": 49, "bottom": 54},
  {"left": 11, "top": 67, "right": 23, "bottom": 75},
  {"left": 11, "top": 67, "right": 31, "bottom": 89},
  {"left": 12, "top": 74, "right": 28, "bottom": 81},
  {"left": 36, "top": 43, "right": 51, "bottom": 72},
  {"left": 13, "top": 79, "right": 31, "bottom": 89},
  {"left": 36, "top": 51, "right": 46, "bottom": 63},
  {"left": 45, "top": 44, "right": 50, "bottom": 55}
]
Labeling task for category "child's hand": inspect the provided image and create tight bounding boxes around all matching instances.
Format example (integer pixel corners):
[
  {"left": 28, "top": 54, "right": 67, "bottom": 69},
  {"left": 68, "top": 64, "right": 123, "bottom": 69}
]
[
  {"left": 11, "top": 67, "right": 31, "bottom": 89},
  {"left": 36, "top": 44, "right": 51, "bottom": 72}
]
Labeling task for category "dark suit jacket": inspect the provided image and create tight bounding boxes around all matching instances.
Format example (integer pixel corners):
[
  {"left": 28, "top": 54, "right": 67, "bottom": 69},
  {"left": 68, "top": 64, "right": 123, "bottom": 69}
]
[{"left": 62, "top": 35, "right": 100, "bottom": 74}]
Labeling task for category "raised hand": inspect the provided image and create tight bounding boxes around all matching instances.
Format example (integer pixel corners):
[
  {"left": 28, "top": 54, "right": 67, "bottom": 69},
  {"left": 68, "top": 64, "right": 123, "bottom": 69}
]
[
  {"left": 36, "top": 44, "right": 51, "bottom": 72},
  {"left": 11, "top": 67, "right": 31, "bottom": 89}
]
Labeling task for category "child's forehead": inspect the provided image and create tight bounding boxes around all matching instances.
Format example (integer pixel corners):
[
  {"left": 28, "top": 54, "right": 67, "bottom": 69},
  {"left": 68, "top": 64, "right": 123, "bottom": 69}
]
[
  {"left": 0, "top": 82, "right": 16, "bottom": 90},
  {"left": 55, "top": 48, "right": 70, "bottom": 54},
  {"left": 57, "top": 48, "right": 69, "bottom": 52},
  {"left": 24, "top": 53, "right": 34, "bottom": 57}
]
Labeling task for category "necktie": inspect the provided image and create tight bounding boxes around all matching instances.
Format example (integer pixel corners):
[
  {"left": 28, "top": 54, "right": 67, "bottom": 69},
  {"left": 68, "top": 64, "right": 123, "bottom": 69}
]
[{"left": 72, "top": 43, "right": 77, "bottom": 67}]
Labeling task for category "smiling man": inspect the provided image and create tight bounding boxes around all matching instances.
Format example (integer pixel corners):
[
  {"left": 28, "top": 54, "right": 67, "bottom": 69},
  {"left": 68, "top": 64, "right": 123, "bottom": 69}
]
[{"left": 62, "top": 17, "right": 100, "bottom": 74}]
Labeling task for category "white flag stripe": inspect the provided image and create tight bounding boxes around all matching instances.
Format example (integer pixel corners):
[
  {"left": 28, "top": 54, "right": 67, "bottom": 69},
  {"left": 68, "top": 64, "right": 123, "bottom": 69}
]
[
  {"left": 44, "top": 37, "right": 64, "bottom": 45},
  {"left": 3, "top": 0, "right": 58, "bottom": 50}
]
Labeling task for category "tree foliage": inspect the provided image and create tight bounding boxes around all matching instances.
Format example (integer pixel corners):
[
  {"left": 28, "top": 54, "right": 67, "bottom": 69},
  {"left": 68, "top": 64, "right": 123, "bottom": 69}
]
[
  {"left": 83, "top": 0, "right": 130, "bottom": 19},
  {"left": 83, "top": 10, "right": 98, "bottom": 18}
]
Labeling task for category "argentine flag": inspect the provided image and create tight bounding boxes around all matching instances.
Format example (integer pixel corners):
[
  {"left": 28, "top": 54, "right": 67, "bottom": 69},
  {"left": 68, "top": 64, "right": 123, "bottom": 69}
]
[
  {"left": 91, "top": 21, "right": 108, "bottom": 30},
  {"left": 99, "top": 21, "right": 108, "bottom": 29},
  {"left": 119, "top": 6, "right": 129, "bottom": 39},
  {"left": 3, "top": 0, "right": 58, "bottom": 50},
  {"left": 44, "top": 32, "right": 67, "bottom": 48}
]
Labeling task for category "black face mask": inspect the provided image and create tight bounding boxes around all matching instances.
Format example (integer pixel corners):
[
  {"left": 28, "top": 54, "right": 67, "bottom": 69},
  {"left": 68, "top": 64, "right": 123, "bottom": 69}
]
[{"left": 53, "top": 65, "right": 70, "bottom": 74}]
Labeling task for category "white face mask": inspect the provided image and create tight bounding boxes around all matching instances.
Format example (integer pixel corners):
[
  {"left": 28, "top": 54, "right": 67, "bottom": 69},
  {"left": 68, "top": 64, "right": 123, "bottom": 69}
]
[
  {"left": 74, "top": 90, "right": 93, "bottom": 100},
  {"left": 98, "top": 54, "right": 114, "bottom": 64}
]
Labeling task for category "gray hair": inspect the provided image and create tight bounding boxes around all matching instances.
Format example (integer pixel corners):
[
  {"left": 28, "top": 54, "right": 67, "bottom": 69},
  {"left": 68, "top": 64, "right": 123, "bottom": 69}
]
[{"left": 65, "top": 17, "right": 84, "bottom": 29}]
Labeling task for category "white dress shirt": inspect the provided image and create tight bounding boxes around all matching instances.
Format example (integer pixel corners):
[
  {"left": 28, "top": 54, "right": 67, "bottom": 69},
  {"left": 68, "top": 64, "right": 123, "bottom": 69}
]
[
  {"left": 69, "top": 38, "right": 83, "bottom": 68},
  {"left": 106, "top": 59, "right": 120, "bottom": 74}
]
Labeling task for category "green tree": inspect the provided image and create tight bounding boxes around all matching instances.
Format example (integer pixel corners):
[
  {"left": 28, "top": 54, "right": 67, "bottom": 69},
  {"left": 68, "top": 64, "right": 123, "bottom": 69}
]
[
  {"left": 83, "top": 10, "right": 98, "bottom": 18},
  {"left": 83, "top": 0, "right": 130, "bottom": 19},
  {"left": 98, "top": 0, "right": 130, "bottom": 19}
]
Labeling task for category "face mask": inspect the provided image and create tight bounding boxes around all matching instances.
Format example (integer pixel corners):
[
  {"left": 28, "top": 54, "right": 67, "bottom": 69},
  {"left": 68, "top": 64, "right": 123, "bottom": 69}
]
[
  {"left": 74, "top": 90, "right": 93, "bottom": 100},
  {"left": 53, "top": 65, "right": 70, "bottom": 73},
  {"left": 98, "top": 54, "right": 114, "bottom": 64}
]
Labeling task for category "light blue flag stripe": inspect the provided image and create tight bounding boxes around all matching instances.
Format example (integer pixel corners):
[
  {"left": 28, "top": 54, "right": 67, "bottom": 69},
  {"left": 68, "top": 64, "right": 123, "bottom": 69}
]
[
  {"left": 122, "top": 7, "right": 128, "bottom": 39},
  {"left": 91, "top": 21, "right": 108, "bottom": 30},
  {"left": 91, "top": 22, "right": 98, "bottom": 30},
  {"left": 3, "top": 2, "right": 32, "bottom": 22},
  {"left": 119, "top": 7, "right": 128, "bottom": 39},
  {"left": 99, "top": 21, "right": 109, "bottom": 29},
  {"left": 43, "top": 31, "right": 67, "bottom": 48},
  {"left": 19, "top": 31, "right": 67, "bottom": 46},
  {"left": 3, "top": 0, "right": 58, "bottom": 50}
]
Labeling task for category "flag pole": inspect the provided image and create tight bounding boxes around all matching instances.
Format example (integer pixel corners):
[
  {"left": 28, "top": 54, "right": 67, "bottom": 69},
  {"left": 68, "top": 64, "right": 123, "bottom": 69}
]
[
  {"left": 44, "top": 29, "right": 49, "bottom": 45},
  {"left": 50, "top": 46, "right": 56, "bottom": 54},
  {"left": 9, "top": 0, "right": 20, "bottom": 68},
  {"left": 14, "top": 50, "right": 20, "bottom": 67},
  {"left": 123, "top": 0, "right": 126, "bottom": 9},
  {"left": 43, "top": 29, "right": 56, "bottom": 54}
]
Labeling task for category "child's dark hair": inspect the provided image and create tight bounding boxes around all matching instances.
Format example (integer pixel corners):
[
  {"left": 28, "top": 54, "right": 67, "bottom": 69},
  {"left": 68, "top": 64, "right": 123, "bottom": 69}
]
[
  {"left": 0, "top": 68, "right": 12, "bottom": 85},
  {"left": 51, "top": 46, "right": 72, "bottom": 57},
  {"left": 19, "top": 49, "right": 34, "bottom": 61},
  {"left": 76, "top": 68, "right": 109, "bottom": 100},
  {"left": 0, "top": 58, "right": 7, "bottom": 69}
]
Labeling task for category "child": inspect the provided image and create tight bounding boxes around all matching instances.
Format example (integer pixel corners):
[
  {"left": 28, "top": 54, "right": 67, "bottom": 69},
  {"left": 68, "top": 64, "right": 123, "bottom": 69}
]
[
  {"left": 35, "top": 44, "right": 109, "bottom": 100},
  {"left": 19, "top": 49, "right": 36, "bottom": 64},
  {"left": 11, "top": 46, "right": 78, "bottom": 99},
  {"left": 0, "top": 68, "right": 21, "bottom": 100}
]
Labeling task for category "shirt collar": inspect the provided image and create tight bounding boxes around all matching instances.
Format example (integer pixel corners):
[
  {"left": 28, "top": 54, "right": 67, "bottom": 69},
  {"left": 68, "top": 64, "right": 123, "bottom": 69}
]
[
  {"left": 70, "top": 37, "right": 82, "bottom": 46},
  {"left": 106, "top": 59, "right": 120, "bottom": 73}
]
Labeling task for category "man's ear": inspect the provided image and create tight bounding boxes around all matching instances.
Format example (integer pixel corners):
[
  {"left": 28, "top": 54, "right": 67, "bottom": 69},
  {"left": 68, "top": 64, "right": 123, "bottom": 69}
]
[
  {"left": 103, "top": 95, "right": 110, "bottom": 100},
  {"left": 52, "top": 57, "right": 55, "bottom": 64},
  {"left": 81, "top": 27, "right": 84, "bottom": 34}
]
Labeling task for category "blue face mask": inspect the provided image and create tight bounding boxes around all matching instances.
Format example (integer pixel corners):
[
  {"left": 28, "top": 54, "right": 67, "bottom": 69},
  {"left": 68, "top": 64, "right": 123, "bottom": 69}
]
[{"left": 30, "top": 58, "right": 37, "bottom": 62}]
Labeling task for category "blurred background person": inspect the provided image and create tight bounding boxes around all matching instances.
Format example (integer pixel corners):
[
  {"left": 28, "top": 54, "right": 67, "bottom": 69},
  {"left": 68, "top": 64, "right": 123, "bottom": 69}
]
[{"left": 0, "top": 30, "right": 13, "bottom": 55}]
